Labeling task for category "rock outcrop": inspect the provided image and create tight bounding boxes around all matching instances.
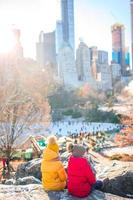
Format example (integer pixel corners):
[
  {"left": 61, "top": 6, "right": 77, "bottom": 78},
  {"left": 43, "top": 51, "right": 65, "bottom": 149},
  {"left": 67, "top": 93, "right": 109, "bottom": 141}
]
[
  {"left": 14, "top": 155, "right": 133, "bottom": 198},
  {"left": 0, "top": 184, "right": 132, "bottom": 200},
  {"left": 97, "top": 161, "right": 133, "bottom": 198},
  {"left": 5, "top": 176, "right": 41, "bottom": 185},
  {"left": 15, "top": 158, "right": 41, "bottom": 180}
]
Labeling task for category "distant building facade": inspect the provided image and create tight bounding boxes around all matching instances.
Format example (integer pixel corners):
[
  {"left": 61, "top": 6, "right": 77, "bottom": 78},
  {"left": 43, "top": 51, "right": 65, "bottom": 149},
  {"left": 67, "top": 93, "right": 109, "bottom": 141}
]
[
  {"left": 76, "top": 41, "right": 91, "bottom": 82},
  {"left": 111, "top": 23, "right": 126, "bottom": 75},
  {"left": 125, "top": 47, "right": 130, "bottom": 67},
  {"left": 90, "top": 46, "right": 98, "bottom": 79},
  {"left": 36, "top": 31, "right": 56, "bottom": 67},
  {"left": 98, "top": 50, "right": 108, "bottom": 65},
  {"left": 58, "top": 43, "right": 78, "bottom": 88},
  {"left": 130, "top": 0, "right": 133, "bottom": 68},
  {"left": 12, "top": 28, "right": 23, "bottom": 59},
  {"left": 110, "top": 63, "right": 121, "bottom": 81},
  {"left": 97, "top": 64, "right": 112, "bottom": 91},
  {"left": 36, "top": 31, "right": 45, "bottom": 66},
  {"left": 61, "top": 0, "right": 75, "bottom": 51},
  {"left": 55, "top": 20, "right": 63, "bottom": 54}
]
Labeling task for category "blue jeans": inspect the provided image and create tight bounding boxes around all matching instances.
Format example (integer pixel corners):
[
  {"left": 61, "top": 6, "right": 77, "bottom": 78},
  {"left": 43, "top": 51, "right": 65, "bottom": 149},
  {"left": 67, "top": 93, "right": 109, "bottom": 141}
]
[{"left": 92, "top": 180, "right": 103, "bottom": 190}]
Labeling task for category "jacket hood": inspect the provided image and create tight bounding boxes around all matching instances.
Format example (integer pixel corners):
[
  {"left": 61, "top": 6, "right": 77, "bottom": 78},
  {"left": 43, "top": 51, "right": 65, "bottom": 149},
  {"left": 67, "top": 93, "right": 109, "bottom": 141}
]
[
  {"left": 69, "top": 156, "right": 87, "bottom": 170},
  {"left": 47, "top": 143, "right": 59, "bottom": 153},
  {"left": 42, "top": 147, "right": 59, "bottom": 161}
]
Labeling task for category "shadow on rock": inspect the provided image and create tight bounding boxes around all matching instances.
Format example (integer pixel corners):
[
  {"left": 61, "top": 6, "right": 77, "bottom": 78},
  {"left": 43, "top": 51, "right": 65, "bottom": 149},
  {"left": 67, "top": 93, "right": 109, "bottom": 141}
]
[{"left": 102, "top": 172, "right": 133, "bottom": 198}]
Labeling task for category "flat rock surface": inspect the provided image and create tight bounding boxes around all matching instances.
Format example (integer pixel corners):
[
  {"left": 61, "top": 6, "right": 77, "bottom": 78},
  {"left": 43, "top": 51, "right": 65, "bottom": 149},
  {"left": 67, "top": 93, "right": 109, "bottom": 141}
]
[{"left": 0, "top": 184, "right": 132, "bottom": 200}]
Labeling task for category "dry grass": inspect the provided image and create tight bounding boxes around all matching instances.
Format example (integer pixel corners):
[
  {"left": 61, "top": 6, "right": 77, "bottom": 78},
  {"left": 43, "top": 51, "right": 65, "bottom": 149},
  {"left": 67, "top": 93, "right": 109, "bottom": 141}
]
[{"left": 109, "top": 154, "right": 133, "bottom": 162}]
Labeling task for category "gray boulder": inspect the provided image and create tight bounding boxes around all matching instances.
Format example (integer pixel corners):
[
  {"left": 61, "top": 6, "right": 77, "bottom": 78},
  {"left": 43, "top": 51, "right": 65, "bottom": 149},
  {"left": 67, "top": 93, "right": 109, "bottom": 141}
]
[
  {"left": 15, "top": 176, "right": 41, "bottom": 185},
  {"left": 5, "top": 179, "right": 16, "bottom": 185},
  {"left": 15, "top": 158, "right": 42, "bottom": 180},
  {"left": 102, "top": 171, "right": 133, "bottom": 198},
  {"left": 0, "top": 184, "right": 131, "bottom": 200},
  {"left": 5, "top": 176, "right": 41, "bottom": 185},
  {"left": 98, "top": 161, "right": 133, "bottom": 198},
  {"left": 15, "top": 153, "right": 69, "bottom": 180}
]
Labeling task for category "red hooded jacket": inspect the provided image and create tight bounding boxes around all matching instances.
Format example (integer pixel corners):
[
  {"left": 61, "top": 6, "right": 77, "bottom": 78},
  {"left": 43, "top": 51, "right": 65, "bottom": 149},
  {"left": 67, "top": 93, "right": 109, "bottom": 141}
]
[{"left": 67, "top": 156, "right": 96, "bottom": 198}]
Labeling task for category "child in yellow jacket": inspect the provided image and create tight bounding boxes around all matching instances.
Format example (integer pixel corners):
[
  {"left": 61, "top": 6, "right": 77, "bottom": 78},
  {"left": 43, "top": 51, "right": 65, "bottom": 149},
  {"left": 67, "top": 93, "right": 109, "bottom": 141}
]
[{"left": 41, "top": 135, "right": 67, "bottom": 191}]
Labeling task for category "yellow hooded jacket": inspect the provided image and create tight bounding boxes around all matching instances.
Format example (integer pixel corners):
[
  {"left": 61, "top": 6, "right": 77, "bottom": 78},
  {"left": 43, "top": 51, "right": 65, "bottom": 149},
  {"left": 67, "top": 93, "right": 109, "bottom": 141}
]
[{"left": 41, "top": 148, "right": 67, "bottom": 191}]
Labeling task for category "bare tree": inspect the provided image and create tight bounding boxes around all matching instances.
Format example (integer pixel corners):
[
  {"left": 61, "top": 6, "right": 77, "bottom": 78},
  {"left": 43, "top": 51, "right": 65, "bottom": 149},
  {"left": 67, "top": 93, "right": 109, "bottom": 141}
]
[{"left": 0, "top": 58, "right": 56, "bottom": 165}]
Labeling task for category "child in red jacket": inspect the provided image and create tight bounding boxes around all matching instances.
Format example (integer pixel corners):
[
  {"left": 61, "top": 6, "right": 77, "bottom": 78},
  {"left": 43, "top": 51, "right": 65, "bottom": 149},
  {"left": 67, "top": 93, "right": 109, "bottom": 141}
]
[{"left": 67, "top": 145, "right": 102, "bottom": 198}]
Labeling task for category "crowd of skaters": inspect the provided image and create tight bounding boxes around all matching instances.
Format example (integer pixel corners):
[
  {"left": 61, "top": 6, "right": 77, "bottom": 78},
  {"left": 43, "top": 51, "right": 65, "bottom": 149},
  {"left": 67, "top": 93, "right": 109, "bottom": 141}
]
[{"left": 47, "top": 121, "right": 122, "bottom": 136}]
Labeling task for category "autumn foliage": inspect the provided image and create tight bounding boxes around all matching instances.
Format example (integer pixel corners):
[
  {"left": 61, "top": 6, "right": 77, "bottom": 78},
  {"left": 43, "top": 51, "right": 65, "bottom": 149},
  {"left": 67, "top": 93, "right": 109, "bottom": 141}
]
[{"left": 114, "top": 114, "right": 133, "bottom": 147}]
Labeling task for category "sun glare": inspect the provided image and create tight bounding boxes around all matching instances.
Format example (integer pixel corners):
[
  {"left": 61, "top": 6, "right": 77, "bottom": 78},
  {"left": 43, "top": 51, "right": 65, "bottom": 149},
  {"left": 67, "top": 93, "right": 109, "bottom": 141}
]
[{"left": 0, "top": 28, "right": 14, "bottom": 53}]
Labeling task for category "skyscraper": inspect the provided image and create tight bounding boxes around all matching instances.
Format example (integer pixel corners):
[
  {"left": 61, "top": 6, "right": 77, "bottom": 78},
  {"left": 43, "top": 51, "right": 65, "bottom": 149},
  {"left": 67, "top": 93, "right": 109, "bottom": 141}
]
[
  {"left": 58, "top": 43, "right": 78, "bottom": 88},
  {"left": 76, "top": 41, "right": 91, "bottom": 82},
  {"left": 90, "top": 46, "right": 98, "bottom": 79},
  {"left": 36, "top": 31, "right": 45, "bottom": 67},
  {"left": 61, "top": 0, "right": 75, "bottom": 51},
  {"left": 36, "top": 31, "right": 56, "bottom": 67},
  {"left": 130, "top": 0, "right": 133, "bottom": 68},
  {"left": 125, "top": 47, "right": 130, "bottom": 67},
  {"left": 98, "top": 50, "right": 108, "bottom": 65},
  {"left": 55, "top": 20, "right": 63, "bottom": 54},
  {"left": 111, "top": 23, "right": 125, "bottom": 75},
  {"left": 12, "top": 28, "right": 23, "bottom": 59}
]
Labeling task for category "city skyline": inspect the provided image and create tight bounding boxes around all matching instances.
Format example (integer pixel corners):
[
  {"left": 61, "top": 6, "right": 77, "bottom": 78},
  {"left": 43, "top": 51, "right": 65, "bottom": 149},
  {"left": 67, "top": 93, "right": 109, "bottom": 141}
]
[{"left": 0, "top": 0, "right": 130, "bottom": 63}]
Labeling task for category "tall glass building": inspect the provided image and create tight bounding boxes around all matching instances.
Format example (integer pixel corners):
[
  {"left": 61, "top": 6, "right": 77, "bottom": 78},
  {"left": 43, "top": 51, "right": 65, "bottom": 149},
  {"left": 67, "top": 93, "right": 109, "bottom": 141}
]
[
  {"left": 61, "top": 0, "right": 75, "bottom": 51},
  {"left": 130, "top": 0, "right": 133, "bottom": 68},
  {"left": 55, "top": 20, "right": 63, "bottom": 54},
  {"left": 111, "top": 23, "right": 126, "bottom": 75}
]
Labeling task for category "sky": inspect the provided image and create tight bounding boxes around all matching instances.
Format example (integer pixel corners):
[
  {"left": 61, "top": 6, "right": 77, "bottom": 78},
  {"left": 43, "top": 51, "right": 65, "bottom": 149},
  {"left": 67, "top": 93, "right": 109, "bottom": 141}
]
[{"left": 0, "top": 0, "right": 131, "bottom": 63}]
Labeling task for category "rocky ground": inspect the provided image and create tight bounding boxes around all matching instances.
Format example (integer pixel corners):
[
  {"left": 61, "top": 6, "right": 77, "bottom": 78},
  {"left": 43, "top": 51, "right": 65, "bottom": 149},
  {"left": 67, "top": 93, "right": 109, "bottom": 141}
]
[{"left": 0, "top": 184, "right": 132, "bottom": 200}]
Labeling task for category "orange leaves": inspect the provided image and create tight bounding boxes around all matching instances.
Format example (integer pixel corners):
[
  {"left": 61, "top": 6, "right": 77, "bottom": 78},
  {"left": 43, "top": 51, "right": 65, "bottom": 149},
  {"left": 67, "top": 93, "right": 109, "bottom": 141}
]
[{"left": 77, "top": 83, "right": 91, "bottom": 97}]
